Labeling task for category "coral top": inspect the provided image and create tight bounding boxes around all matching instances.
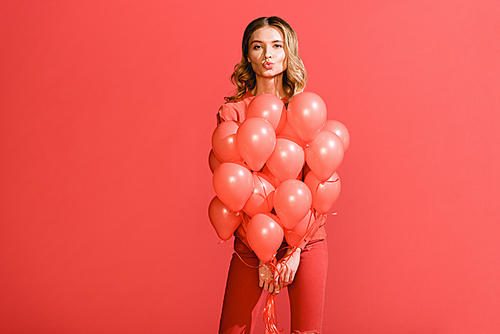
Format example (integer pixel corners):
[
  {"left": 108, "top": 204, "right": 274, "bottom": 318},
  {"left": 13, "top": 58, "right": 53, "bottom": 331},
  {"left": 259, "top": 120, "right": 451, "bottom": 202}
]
[{"left": 217, "top": 91, "right": 327, "bottom": 250}]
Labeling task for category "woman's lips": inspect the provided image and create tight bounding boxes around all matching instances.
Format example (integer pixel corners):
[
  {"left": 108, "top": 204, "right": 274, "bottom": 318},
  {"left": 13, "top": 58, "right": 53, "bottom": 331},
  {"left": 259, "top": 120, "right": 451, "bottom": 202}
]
[{"left": 263, "top": 61, "right": 274, "bottom": 69}]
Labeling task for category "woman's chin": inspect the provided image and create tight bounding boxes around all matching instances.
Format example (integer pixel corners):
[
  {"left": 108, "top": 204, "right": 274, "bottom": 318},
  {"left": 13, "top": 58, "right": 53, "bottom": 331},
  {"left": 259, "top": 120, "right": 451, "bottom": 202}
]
[{"left": 257, "top": 71, "right": 284, "bottom": 79}]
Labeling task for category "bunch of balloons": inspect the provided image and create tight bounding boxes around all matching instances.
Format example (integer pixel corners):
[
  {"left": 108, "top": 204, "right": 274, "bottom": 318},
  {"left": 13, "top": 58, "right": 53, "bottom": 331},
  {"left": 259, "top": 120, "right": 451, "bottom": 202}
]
[{"left": 208, "top": 92, "right": 349, "bottom": 263}]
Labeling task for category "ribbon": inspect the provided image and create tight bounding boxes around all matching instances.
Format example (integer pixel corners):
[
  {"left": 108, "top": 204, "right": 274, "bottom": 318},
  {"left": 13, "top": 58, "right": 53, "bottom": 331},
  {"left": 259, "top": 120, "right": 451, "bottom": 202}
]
[{"left": 263, "top": 292, "right": 282, "bottom": 334}]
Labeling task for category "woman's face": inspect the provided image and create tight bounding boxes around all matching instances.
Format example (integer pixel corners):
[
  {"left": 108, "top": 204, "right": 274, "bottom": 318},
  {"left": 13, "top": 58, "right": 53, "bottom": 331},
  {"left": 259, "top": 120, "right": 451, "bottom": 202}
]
[{"left": 247, "top": 27, "right": 287, "bottom": 79}]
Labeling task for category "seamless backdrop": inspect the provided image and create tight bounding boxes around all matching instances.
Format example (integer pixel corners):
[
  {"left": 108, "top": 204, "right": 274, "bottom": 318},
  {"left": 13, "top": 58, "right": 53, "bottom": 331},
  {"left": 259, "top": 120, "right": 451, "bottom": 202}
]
[{"left": 1, "top": 0, "right": 499, "bottom": 333}]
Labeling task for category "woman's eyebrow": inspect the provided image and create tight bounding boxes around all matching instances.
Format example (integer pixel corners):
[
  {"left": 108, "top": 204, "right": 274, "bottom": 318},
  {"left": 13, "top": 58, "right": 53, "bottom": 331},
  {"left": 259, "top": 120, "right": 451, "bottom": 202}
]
[{"left": 250, "top": 40, "right": 283, "bottom": 44}]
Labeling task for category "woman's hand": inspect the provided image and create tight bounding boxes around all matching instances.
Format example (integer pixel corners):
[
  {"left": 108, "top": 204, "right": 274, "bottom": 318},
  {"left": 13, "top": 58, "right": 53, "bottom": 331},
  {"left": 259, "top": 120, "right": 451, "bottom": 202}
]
[
  {"left": 259, "top": 248, "right": 301, "bottom": 294},
  {"left": 275, "top": 248, "right": 301, "bottom": 289},
  {"left": 259, "top": 260, "right": 279, "bottom": 294}
]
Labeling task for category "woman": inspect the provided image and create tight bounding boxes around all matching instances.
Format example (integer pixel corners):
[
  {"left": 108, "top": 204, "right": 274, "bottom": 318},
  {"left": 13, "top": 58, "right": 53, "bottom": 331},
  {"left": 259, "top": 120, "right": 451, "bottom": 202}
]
[{"left": 217, "top": 17, "right": 328, "bottom": 334}]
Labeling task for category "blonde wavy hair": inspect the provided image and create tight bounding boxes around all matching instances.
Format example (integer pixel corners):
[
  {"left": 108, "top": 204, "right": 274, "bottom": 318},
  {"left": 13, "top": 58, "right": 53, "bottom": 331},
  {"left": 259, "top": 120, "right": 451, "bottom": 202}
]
[{"left": 225, "top": 16, "right": 307, "bottom": 103}]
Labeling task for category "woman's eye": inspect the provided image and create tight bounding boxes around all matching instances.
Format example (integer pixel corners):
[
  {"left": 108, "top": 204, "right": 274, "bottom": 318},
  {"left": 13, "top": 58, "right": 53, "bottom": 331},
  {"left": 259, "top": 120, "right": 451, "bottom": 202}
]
[
  {"left": 253, "top": 45, "right": 262, "bottom": 50},
  {"left": 274, "top": 44, "right": 283, "bottom": 48}
]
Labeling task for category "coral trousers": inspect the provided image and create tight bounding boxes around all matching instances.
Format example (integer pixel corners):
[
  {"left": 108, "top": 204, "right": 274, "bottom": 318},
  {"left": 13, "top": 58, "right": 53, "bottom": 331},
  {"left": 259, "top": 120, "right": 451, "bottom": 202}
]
[{"left": 219, "top": 237, "right": 328, "bottom": 334}]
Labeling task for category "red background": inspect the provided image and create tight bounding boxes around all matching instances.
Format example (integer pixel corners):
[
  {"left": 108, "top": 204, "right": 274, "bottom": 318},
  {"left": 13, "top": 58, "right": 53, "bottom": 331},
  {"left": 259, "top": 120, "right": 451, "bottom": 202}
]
[{"left": 1, "top": 1, "right": 499, "bottom": 333}]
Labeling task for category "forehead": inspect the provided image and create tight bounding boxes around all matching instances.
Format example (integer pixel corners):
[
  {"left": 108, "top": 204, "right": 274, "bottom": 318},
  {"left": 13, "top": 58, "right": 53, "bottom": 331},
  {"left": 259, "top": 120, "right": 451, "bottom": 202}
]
[{"left": 250, "top": 26, "right": 284, "bottom": 43}]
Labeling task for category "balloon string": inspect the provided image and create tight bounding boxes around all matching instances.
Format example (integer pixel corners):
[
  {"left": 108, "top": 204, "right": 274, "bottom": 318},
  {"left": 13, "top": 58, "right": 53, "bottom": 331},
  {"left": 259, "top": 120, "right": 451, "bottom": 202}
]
[
  {"left": 267, "top": 255, "right": 285, "bottom": 285},
  {"left": 263, "top": 257, "right": 283, "bottom": 334},
  {"left": 263, "top": 292, "right": 283, "bottom": 334}
]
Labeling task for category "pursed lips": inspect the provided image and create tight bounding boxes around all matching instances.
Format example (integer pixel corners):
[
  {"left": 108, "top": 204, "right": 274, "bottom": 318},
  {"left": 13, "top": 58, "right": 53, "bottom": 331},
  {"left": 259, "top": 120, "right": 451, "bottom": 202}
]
[{"left": 263, "top": 60, "right": 274, "bottom": 69}]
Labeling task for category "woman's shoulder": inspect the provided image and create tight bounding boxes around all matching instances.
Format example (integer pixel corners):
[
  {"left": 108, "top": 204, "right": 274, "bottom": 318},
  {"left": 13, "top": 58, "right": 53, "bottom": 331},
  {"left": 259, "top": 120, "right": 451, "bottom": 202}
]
[
  {"left": 218, "top": 91, "right": 255, "bottom": 123},
  {"left": 223, "top": 91, "right": 255, "bottom": 108}
]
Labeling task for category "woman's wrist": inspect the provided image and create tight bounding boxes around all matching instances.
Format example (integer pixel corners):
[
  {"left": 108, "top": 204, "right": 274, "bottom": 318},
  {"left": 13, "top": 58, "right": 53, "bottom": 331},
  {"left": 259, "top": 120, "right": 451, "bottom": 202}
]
[{"left": 287, "top": 246, "right": 301, "bottom": 256}]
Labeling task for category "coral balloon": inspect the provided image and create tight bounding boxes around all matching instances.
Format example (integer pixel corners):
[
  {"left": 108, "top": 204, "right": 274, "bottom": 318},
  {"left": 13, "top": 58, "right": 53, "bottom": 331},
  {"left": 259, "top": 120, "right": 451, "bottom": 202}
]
[
  {"left": 306, "top": 130, "right": 344, "bottom": 182},
  {"left": 246, "top": 94, "right": 284, "bottom": 130},
  {"left": 274, "top": 179, "right": 312, "bottom": 230},
  {"left": 243, "top": 173, "right": 276, "bottom": 217},
  {"left": 266, "top": 138, "right": 305, "bottom": 182},
  {"left": 305, "top": 172, "right": 341, "bottom": 214},
  {"left": 213, "top": 162, "right": 254, "bottom": 212},
  {"left": 211, "top": 121, "right": 243, "bottom": 163},
  {"left": 287, "top": 92, "right": 327, "bottom": 142},
  {"left": 284, "top": 210, "right": 314, "bottom": 247},
  {"left": 247, "top": 213, "right": 284, "bottom": 262},
  {"left": 208, "top": 149, "right": 221, "bottom": 173},
  {"left": 323, "top": 120, "right": 350, "bottom": 152},
  {"left": 208, "top": 196, "right": 242, "bottom": 240},
  {"left": 236, "top": 118, "right": 276, "bottom": 171}
]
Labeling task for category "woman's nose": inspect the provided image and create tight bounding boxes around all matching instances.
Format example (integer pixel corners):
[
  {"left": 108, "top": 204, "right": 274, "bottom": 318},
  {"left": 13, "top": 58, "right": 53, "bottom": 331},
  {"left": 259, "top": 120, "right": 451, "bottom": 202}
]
[{"left": 265, "top": 48, "right": 273, "bottom": 59}]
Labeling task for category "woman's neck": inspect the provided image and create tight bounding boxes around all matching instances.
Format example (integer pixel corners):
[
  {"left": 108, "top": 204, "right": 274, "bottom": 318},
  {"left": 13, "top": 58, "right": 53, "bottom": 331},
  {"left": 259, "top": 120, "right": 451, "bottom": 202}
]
[{"left": 252, "top": 74, "right": 286, "bottom": 99}]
